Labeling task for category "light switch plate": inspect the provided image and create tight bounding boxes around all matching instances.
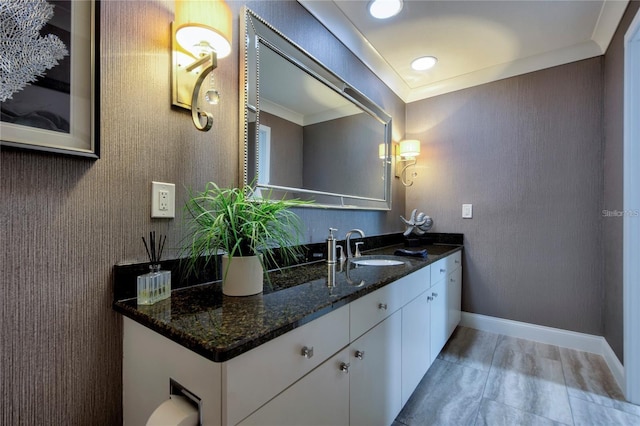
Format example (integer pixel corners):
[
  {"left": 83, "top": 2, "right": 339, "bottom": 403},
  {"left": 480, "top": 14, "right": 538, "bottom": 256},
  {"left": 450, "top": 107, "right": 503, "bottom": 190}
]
[
  {"left": 462, "top": 204, "right": 473, "bottom": 219},
  {"left": 151, "top": 181, "right": 175, "bottom": 218}
]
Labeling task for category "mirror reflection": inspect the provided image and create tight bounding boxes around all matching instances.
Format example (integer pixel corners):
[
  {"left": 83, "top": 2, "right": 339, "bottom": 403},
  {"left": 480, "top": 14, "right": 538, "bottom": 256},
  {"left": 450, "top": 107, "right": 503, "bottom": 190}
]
[{"left": 241, "top": 8, "right": 393, "bottom": 210}]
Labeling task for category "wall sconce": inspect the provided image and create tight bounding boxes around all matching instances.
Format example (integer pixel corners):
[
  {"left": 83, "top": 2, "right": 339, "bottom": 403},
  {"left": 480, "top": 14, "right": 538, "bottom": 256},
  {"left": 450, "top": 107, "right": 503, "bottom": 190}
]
[
  {"left": 172, "top": 0, "right": 232, "bottom": 131},
  {"left": 397, "top": 139, "right": 421, "bottom": 187}
]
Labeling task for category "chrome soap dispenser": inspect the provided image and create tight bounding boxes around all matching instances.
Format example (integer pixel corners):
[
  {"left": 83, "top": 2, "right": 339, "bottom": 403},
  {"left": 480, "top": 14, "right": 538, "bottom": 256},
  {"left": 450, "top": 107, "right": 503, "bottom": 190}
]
[{"left": 327, "top": 227, "right": 337, "bottom": 264}]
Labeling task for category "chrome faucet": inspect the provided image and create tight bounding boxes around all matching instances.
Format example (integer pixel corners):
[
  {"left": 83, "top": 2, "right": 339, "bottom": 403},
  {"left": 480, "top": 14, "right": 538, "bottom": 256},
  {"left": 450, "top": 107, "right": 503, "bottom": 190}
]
[{"left": 345, "top": 229, "right": 365, "bottom": 259}]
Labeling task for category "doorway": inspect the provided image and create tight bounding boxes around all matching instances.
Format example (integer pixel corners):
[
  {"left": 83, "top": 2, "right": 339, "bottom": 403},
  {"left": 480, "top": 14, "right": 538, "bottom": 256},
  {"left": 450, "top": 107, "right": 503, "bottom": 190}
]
[{"left": 624, "top": 7, "right": 640, "bottom": 405}]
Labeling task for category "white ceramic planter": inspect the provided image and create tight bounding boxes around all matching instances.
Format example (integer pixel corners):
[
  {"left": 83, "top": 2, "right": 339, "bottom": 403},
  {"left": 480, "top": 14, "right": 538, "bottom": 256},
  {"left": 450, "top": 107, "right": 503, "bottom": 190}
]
[{"left": 221, "top": 255, "right": 264, "bottom": 296}]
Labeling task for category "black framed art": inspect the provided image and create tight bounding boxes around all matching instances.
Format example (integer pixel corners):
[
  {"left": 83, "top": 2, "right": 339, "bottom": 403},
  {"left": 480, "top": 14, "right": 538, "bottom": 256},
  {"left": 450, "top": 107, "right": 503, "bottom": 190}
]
[{"left": 0, "top": 0, "right": 100, "bottom": 158}]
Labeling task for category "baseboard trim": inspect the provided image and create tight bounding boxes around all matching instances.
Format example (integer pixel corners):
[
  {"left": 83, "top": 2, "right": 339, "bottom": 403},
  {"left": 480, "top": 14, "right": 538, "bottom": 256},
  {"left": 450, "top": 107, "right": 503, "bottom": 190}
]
[{"left": 460, "top": 312, "right": 625, "bottom": 391}]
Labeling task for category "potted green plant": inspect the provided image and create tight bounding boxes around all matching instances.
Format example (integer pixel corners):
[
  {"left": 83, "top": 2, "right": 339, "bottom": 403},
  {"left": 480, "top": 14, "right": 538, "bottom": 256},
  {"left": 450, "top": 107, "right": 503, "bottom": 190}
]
[{"left": 183, "top": 182, "right": 308, "bottom": 296}]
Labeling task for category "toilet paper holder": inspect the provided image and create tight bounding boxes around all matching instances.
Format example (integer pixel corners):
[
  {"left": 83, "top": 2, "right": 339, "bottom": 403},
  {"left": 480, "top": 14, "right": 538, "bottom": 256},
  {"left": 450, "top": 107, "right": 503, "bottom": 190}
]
[
  {"left": 146, "top": 378, "right": 202, "bottom": 426},
  {"left": 161, "top": 378, "right": 201, "bottom": 426}
]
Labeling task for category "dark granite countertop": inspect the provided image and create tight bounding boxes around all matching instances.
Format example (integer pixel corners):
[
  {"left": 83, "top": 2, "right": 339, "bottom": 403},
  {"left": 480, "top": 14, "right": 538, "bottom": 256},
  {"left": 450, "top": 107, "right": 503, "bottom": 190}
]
[{"left": 113, "top": 242, "right": 462, "bottom": 363}]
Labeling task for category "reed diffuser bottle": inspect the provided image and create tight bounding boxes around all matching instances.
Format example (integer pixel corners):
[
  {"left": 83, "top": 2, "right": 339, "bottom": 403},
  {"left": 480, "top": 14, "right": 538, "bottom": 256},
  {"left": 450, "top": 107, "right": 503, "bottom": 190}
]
[{"left": 137, "top": 232, "right": 171, "bottom": 305}]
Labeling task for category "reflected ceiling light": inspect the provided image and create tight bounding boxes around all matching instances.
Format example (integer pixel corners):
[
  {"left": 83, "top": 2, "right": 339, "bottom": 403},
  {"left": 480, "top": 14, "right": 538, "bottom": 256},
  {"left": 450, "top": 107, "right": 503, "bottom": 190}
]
[
  {"left": 368, "top": 0, "right": 403, "bottom": 19},
  {"left": 411, "top": 56, "right": 438, "bottom": 71},
  {"left": 172, "top": 0, "right": 232, "bottom": 131}
]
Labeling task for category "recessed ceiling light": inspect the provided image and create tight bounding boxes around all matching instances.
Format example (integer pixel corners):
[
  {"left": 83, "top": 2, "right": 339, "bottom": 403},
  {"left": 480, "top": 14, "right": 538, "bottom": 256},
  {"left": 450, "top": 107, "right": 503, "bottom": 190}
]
[
  {"left": 411, "top": 56, "right": 438, "bottom": 71},
  {"left": 368, "top": 0, "right": 403, "bottom": 20}
]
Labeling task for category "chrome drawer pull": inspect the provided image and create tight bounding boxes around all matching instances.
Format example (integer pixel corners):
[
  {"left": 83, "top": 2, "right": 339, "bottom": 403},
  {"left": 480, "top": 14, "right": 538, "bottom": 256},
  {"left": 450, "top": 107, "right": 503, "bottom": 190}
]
[
  {"left": 355, "top": 350, "right": 365, "bottom": 360},
  {"left": 378, "top": 303, "right": 388, "bottom": 310},
  {"left": 432, "top": 292, "right": 438, "bottom": 297},
  {"left": 340, "top": 362, "right": 350, "bottom": 373},
  {"left": 301, "top": 346, "right": 314, "bottom": 359},
  {"left": 440, "top": 268, "right": 446, "bottom": 273}
]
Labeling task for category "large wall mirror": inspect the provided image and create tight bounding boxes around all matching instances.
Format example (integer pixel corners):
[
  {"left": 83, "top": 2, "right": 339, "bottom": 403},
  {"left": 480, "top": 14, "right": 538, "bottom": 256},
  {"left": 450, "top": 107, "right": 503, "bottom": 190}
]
[{"left": 240, "top": 8, "right": 393, "bottom": 210}]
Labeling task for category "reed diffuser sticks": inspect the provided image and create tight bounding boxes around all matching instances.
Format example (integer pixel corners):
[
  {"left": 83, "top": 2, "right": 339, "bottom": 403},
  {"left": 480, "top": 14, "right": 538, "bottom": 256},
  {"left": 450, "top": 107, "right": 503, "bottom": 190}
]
[{"left": 142, "top": 231, "right": 166, "bottom": 264}]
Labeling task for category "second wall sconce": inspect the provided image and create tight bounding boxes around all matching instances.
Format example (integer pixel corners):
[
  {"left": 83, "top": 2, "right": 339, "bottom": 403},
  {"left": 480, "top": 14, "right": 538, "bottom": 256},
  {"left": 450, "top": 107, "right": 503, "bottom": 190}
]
[
  {"left": 172, "top": 0, "right": 232, "bottom": 131},
  {"left": 397, "top": 139, "right": 421, "bottom": 187}
]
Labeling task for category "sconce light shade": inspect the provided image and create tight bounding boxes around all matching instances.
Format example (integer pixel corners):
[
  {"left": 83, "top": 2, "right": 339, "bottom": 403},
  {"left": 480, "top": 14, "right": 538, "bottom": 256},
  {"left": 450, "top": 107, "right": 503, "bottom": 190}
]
[
  {"left": 399, "top": 139, "right": 420, "bottom": 158},
  {"left": 174, "top": 0, "right": 232, "bottom": 59},
  {"left": 172, "top": 0, "right": 232, "bottom": 132},
  {"left": 397, "top": 139, "right": 420, "bottom": 187}
]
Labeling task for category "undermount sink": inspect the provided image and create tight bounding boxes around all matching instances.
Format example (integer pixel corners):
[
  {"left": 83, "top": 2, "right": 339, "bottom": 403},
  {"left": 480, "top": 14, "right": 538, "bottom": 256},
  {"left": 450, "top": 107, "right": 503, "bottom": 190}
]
[{"left": 351, "top": 257, "right": 405, "bottom": 266}]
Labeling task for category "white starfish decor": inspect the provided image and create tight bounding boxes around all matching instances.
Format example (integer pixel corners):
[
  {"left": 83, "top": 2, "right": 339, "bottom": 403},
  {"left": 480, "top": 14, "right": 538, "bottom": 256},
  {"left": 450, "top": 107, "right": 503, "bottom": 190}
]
[
  {"left": 0, "top": 0, "right": 68, "bottom": 102},
  {"left": 401, "top": 209, "right": 434, "bottom": 236}
]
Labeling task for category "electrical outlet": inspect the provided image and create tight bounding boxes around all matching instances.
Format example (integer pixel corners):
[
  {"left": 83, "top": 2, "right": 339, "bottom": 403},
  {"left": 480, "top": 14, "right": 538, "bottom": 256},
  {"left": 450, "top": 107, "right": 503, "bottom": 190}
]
[
  {"left": 462, "top": 204, "right": 473, "bottom": 219},
  {"left": 152, "top": 182, "right": 175, "bottom": 218},
  {"left": 159, "top": 190, "right": 169, "bottom": 211}
]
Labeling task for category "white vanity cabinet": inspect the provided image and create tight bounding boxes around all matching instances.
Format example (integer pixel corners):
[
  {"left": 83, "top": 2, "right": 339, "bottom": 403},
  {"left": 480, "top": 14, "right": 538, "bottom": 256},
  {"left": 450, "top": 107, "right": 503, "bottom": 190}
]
[
  {"left": 350, "top": 311, "right": 402, "bottom": 426},
  {"left": 429, "top": 278, "right": 448, "bottom": 363},
  {"left": 349, "top": 276, "right": 405, "bottom": 339},
  {"left": 123, "top": 319, "right": 223, "bottom": 426},
  {"left": 401, "top": 290, "right": 431, "bottom": 405},
  {"left": 428, "top": 250, "right": 462, "bottom": 363},
  {"left": 223, "top": 304, "right": 350, "bottom": 426},
  {"left": 122, "top": 249, "right": 462, "bottom": 426},
  {"left": 447, "top": 252, "right": 462, "bottom": 338},
  {"left": 237, "top": 348, "right": 350, "bottom": 426}
]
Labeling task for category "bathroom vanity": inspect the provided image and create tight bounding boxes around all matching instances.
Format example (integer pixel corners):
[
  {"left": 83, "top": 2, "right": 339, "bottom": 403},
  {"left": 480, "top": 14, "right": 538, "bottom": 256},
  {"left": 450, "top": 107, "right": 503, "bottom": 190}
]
[{"left": 114, "top": 242, "right": 462, "bottom": 425}]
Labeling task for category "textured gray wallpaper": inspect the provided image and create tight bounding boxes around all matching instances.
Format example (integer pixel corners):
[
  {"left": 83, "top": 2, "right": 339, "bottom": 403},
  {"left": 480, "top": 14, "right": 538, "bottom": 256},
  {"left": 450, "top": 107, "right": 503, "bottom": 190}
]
[
  {"left": 260, "top": 111, "right": 304, "bottom": 189},
  {"left": 406, "top": 58, "right": 604, "bottom": 335},
  {"left": 0, "top": 0, "right": 405, "bottom": 423},
  {"left": 303, "top": 113, "right": 385, "bottom": 199},
  {"left": 603, "top": 1, "right": 640, "bottom": 363}
]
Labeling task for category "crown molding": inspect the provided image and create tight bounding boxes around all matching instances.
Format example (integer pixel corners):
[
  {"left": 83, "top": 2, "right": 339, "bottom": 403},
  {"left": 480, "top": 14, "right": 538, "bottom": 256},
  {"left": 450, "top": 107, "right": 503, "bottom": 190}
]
[{"left": 298, "top": 0, "right": 629, "bottom": 103}]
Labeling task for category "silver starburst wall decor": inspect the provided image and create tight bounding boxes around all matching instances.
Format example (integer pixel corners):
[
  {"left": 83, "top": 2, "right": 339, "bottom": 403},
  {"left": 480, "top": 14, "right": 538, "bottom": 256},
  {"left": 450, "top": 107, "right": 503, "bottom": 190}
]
[{"left": 0, "top": 0, "right": 68, "bottom": 102}]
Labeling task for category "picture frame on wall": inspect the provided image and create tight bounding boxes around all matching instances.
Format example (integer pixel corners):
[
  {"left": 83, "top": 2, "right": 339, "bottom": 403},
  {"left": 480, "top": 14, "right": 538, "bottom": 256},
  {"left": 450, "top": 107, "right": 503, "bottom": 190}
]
[{"left": 0, "top": 0, "right": 100, "bottom": 159}]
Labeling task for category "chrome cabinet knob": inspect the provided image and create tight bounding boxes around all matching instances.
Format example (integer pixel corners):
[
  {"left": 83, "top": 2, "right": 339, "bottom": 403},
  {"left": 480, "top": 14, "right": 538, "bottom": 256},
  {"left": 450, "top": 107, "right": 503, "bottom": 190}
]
[
  {"left": 455, "top": 259, "right": 460, "bottom": 264},
  {"left": 355, "top": 350, "right": 365, "bottom": 360},
  {"left": 432, "top": 292, "right": 438, "bottom": 297},
  {"left": 378, "top": 303, "right": 388, "bottom": 310},
  {"left": 301, "top": 346, "right": 314, "bottom": 359},
  {"left": 340, "top": 362, "right": 350, "bottom": 373},
  {"left": 440, "top": 268, "right": 446, "bottom": 273},
  {"left": 427, "top": 296, "right": 433, "bottom": 301}
]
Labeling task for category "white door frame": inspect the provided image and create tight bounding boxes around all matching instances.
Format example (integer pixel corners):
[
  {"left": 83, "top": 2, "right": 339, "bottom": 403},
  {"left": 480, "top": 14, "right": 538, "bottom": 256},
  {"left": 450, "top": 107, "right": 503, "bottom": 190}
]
[
  {"left": 624, "top": 7, "right": 640, "bottom": 405},
  {"left": 258, "top": 124, "right": 271, "bottom": 185}
]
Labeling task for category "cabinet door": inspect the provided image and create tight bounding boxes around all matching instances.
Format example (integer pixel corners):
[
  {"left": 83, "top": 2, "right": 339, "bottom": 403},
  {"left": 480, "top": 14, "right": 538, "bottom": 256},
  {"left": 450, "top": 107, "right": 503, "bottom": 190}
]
[
  {"left": 429, "top": 279, "right": 447, "bottom": 363},
  {"left": 447, "top": 266, "right": 462, "bottom": 338},
  {"left": 224, "top": 305, "right": 349, "bottom": 425},
  {"left": 350, "top": 311, "right": 402, "bottom": 426},
  {"left": 401, "top": 291, "right": 431, "bottom": 406},
  {"left": 238, "top": 348, "right": 350, "bottom": 426}
]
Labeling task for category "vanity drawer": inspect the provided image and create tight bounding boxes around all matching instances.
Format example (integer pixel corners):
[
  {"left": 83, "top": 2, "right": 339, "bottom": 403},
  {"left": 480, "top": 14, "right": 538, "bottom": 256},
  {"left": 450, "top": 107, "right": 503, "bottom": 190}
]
[
  {"left": 350, "top": 279, "right": 403, "bottom": 341},
  {"left": 402, "top": 265, "right": 431, "bottom": 304},
  {"left": 447, "top": 250, "right": 462, "bottom": 271},
  {"left": 223, "top": 304, "right": 349, "bottom": 426},
  {"left": 430, "top": 258, "right": 448, "bottom": 285}
]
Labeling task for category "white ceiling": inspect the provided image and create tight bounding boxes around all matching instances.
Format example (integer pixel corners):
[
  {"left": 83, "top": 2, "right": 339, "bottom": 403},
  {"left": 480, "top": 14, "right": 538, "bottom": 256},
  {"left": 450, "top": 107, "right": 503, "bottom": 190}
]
[{"left": 298, "top": 0, "right": 629, "bottom": 103}]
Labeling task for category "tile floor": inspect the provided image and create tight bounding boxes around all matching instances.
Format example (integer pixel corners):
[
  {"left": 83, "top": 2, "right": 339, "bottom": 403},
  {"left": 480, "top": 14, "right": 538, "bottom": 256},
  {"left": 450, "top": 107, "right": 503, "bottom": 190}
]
[{"left": 394, "top": 326, "right": 640, "bottom": 426}]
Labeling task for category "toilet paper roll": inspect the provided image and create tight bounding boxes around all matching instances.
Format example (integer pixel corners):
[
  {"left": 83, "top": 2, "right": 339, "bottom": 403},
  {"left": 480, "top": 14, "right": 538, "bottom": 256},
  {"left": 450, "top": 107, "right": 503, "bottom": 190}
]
[{"left": 146, "top": 395, "right": 198, "bottom": 426}]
